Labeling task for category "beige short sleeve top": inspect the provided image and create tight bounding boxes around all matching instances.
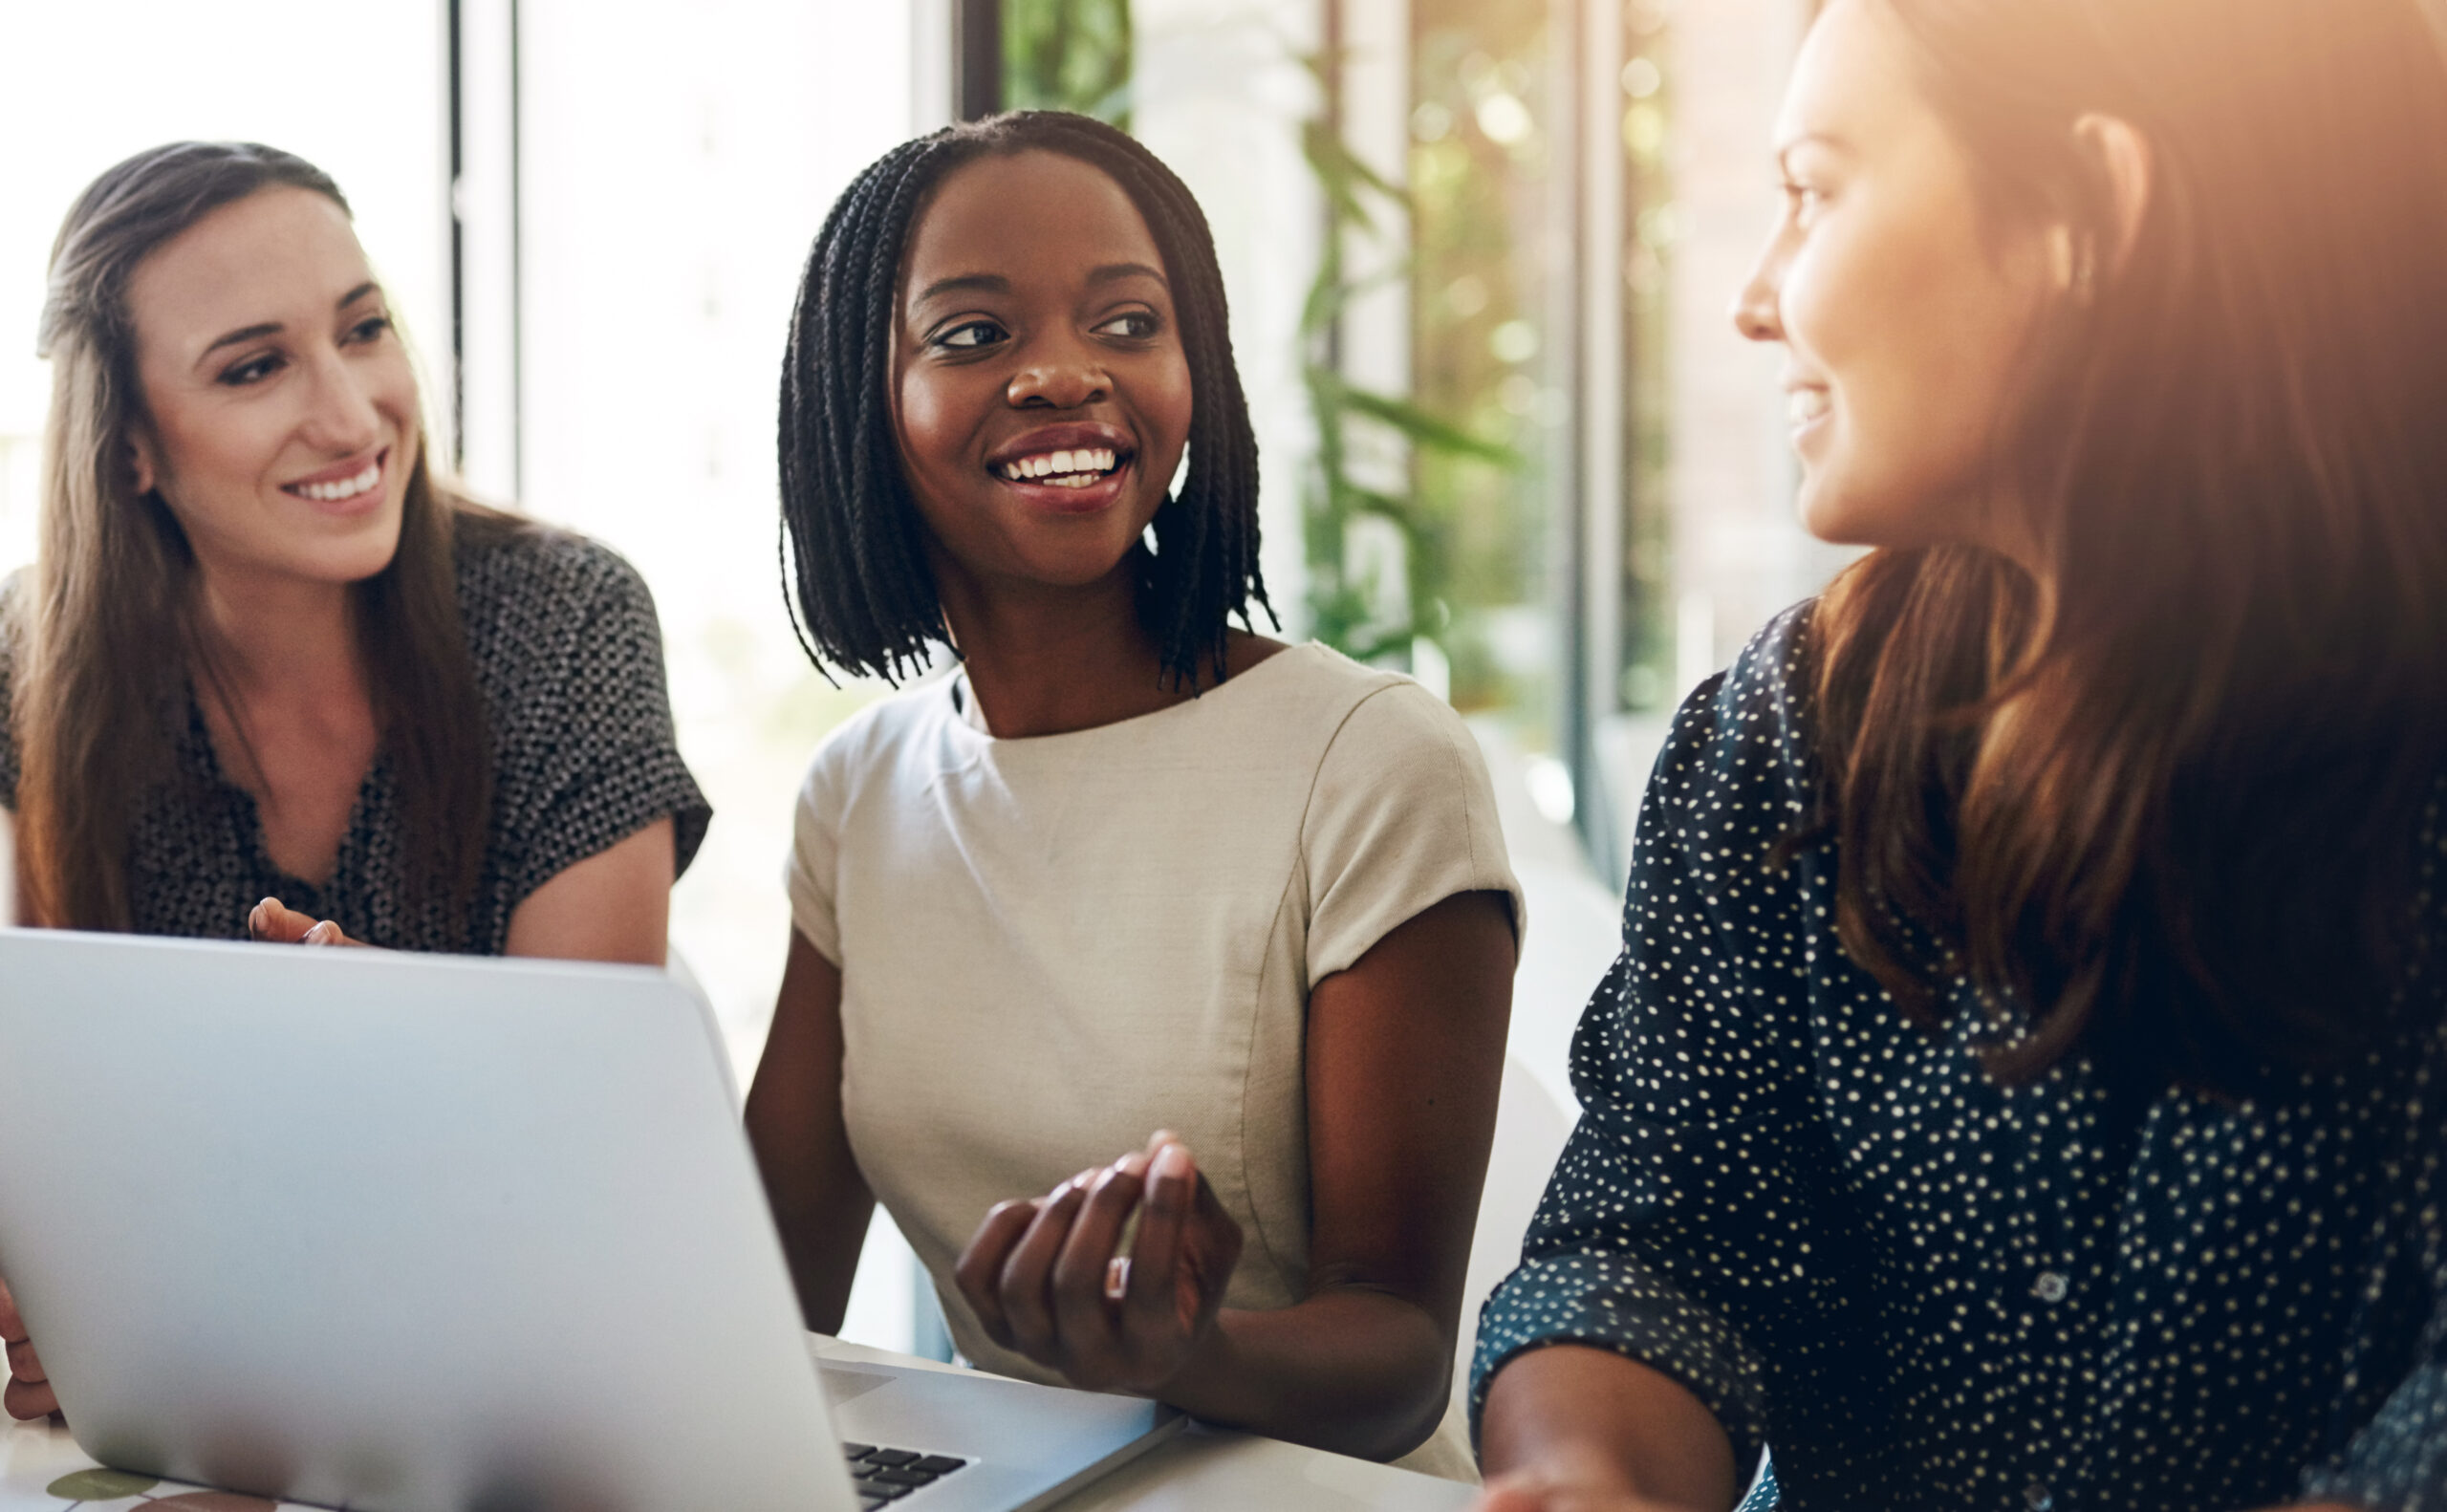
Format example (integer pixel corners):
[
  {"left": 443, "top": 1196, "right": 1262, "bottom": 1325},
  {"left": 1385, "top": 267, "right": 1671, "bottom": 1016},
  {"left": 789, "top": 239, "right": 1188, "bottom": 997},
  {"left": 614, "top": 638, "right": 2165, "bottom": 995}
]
[{"left": 786, "top": 643, "right": 1522, "bottom": 1479}]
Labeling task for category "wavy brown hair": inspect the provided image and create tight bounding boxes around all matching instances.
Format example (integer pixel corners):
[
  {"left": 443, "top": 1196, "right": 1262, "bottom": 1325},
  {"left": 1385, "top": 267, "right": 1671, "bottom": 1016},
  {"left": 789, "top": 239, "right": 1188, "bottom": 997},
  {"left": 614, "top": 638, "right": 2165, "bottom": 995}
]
[
  {"left": 1810, "top": 0, "right": 2447, "bottom": 1091},
  {"left": 19, "top": 141, "right": 513, "bottom": 935}
]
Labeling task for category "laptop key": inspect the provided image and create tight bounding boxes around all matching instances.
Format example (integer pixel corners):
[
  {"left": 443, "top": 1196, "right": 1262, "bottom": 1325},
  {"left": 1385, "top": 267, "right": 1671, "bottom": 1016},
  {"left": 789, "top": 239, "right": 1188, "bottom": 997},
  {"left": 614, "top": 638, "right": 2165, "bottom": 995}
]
[
  {"left": 865, "top": 1448, "right": 920, "bottom": 1468},
  {"left": 912, "top": 1455, "right": 967, "bottom": 1475},
  {"left": 873, "top": 1466, "right": 937, "bottom": 1487},
  {"left": 840, "top": 1442, "right": 877, "bottom": 1459}
]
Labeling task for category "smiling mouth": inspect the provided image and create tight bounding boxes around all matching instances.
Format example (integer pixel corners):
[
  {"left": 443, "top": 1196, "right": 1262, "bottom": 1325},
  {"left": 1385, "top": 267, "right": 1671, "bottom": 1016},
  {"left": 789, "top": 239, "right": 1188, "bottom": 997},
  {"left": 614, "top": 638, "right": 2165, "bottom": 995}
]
[
  {"left": 284, "top": 451, "right": 385, "bottom": 503},
  {"left": 1788, "top": 389, "right": 1831, "bottom": 427},
  {"left": 993, "top": 446, "right": 1126, "bottom": 489}
]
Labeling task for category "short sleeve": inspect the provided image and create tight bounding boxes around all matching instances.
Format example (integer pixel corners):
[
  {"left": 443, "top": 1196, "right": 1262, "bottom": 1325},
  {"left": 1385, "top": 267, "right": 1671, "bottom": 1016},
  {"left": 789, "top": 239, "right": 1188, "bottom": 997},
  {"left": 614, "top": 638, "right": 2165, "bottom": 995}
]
[
  {"left": 487, "top": 536, "right": 711, "bottom": 911},
  {"left": 784, "top": 741, "right": 845, "bottom": 966},
  {"left": 1300, "top": 680, "right": 1523, "bottom": 983}
]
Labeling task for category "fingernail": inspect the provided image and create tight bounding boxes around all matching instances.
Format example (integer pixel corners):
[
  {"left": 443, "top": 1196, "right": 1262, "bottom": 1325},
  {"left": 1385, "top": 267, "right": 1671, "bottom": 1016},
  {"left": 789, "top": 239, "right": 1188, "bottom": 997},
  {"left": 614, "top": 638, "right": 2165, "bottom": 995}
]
[
  {"left": 307, "top": 922, "right": 336, "bottom": 944},
  {"left": 1154, "top": 1144, "right": 1192, "bottom": 1179},
  {"left": 1118, "top": 1152, "right": 1151, "bottom": 1177}
]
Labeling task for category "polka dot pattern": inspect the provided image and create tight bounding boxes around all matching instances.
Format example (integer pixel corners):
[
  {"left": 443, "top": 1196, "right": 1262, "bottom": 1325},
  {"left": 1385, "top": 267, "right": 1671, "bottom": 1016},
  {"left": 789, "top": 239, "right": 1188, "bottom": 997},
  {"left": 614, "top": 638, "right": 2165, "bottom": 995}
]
[
  {"left": 0, "top": 529, "right": 710, "bottom": 952},
  {"left": 1470, "top": 603, "right": 2447, "bottom": 1511}
]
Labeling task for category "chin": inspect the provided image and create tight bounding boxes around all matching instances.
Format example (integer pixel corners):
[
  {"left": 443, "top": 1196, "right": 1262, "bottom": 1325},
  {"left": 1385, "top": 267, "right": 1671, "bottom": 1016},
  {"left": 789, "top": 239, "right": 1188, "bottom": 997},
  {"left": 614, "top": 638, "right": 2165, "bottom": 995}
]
[{"left": 306, "top": 518, "right": 409, "bottom": 585}]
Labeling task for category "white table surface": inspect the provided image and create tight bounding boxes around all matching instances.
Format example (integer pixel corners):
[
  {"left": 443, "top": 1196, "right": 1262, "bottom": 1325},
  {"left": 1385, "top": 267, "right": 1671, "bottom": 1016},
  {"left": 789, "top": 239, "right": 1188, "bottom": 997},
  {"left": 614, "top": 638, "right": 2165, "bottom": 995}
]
[{"left": 0, "top": 1334, "right": 1479, "bottom": 1511}]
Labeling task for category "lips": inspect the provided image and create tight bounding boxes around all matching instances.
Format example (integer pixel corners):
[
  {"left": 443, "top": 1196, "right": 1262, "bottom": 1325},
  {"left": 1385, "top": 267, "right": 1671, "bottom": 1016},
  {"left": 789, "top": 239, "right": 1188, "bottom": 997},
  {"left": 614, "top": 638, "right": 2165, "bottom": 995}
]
[
  {"left": 282, "top": 448, "right": 387, "bottom": 508},
  {"left": 984, "top": 423, "right": 1137, "bottom": 513}
]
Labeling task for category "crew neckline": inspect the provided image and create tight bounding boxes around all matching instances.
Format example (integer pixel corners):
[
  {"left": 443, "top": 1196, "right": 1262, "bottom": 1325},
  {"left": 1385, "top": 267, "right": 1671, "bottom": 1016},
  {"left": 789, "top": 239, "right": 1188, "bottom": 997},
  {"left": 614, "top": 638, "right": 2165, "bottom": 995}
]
[{"left": 942, "top": 640, "right": 1329, "bottom": 746}]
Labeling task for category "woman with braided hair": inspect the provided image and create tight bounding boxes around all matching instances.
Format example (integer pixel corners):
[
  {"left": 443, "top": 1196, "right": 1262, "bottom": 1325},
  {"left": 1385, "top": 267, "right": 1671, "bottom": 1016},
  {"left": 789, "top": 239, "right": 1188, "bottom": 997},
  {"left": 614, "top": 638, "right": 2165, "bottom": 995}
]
[{"left": 746, "top": 112, "right": 1522, "bottom": 1476}]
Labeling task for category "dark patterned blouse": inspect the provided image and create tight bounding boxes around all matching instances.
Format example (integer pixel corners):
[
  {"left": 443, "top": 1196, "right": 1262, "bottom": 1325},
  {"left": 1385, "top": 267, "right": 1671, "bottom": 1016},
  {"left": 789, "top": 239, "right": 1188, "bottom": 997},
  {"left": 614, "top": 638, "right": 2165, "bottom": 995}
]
[
  {"left": 0, "top": 527, "right": 710, "bottom": 954},
  {"left": 1471, "top": 605, "right": 2447, "bottom": 1512}
]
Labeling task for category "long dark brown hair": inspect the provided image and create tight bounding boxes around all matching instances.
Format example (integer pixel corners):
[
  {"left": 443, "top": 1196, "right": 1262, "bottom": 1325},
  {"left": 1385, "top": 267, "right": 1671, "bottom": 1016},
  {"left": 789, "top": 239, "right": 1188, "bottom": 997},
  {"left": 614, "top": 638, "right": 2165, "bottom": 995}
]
[
  {"left": 1811, "top": 0, "right": 2447, "bottom": 1091},
  {"left": 21, "top": 141, "right": 511, "bottom": 934}
]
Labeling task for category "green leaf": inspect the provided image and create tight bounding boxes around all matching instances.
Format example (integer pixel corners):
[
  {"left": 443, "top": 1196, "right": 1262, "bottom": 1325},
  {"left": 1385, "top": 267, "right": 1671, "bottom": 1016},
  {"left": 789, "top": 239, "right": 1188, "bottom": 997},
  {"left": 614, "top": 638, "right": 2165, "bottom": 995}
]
[
  {"left": 1338, "top": 386, "right": 1523, "bottom": 465},
  {"left": 47, "top": 1468, "right": 160, "bottom": 1498}
]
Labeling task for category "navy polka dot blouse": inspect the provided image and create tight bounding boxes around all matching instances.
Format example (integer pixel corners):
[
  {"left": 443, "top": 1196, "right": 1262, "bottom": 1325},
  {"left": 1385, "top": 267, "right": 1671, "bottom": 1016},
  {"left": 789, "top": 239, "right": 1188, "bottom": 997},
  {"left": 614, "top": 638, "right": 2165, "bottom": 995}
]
[{"left": 1470, "top": 603, "right": 2447, "bottom": 1511}]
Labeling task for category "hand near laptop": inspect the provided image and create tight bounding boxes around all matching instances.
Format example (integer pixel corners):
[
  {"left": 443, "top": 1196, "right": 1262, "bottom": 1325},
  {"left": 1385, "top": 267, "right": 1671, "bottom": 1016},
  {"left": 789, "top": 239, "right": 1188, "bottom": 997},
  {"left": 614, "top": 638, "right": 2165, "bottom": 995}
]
[
  {"left": 0, "top": 1275, "right": 58, "bottom": 1422},
  {"left": 955, "top": 1130, "right": 1243, "bottom": 1397},
  {"left": 248, "top": 896, "right": 366, "bottom": 948}
]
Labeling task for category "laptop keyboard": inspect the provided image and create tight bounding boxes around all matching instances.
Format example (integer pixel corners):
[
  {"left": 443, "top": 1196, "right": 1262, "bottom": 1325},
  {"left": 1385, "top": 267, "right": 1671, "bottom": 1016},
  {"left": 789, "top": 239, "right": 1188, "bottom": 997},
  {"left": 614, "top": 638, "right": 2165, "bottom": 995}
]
[{"left": 841, "top": 1442, "right": 969, "bottom": 1504}]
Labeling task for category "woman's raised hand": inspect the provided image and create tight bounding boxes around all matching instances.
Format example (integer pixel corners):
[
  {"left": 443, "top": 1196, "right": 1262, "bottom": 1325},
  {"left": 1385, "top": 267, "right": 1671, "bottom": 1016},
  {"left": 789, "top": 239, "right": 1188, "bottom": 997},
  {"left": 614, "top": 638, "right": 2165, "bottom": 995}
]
[
  {"left": 248, "top": 896, "right": 364, "bottom": 948},
  {"left": 954, "top": 1131, "right": 1243, "bottom": 1396},
  {"left": 0, "top": 1276, "right": 58, "bottom": 1422}
]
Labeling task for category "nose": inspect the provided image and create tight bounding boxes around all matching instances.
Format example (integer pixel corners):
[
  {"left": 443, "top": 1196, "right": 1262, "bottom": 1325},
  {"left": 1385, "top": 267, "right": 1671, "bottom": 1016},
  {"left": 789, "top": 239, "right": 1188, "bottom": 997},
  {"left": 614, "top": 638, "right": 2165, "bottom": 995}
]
[
  {"left": 1006, "top": 334, "right": 1110, "bottom": 411},
  {"left": 1731, "top": 240, "right": 1785, "bottom": 344},
  {"left": 300, "top": 347, "right": 383, "bottom": 453}
]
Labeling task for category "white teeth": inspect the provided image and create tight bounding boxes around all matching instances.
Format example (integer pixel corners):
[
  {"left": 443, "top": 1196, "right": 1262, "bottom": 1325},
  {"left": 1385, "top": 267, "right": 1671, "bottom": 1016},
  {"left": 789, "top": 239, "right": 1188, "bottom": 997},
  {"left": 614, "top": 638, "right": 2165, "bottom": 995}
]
[
  {"left": 997, "top": 447, "right": 1121, "bottom": 483},
  {"left": 294, "top": 461, "right": 379, "bottom": 502},
  {"left": 1789, "top": 390, "right": 1831, "bottom": 425}
]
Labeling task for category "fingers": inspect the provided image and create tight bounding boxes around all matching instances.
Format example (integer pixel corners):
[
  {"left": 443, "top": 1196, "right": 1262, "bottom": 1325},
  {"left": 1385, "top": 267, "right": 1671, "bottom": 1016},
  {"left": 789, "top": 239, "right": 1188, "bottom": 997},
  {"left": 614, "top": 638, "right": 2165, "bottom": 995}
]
[
  {"left": 0, "top": 1276, "right": 25, "bottom": 1344},
  {"left": 1050, "top": 1156, "right": 1147, "bottom": 1353},
  {"left": 249, "top": 899, "right": 361, "bottom": 947},
  {"left": 0, "top": 1278, "right": 54, "bottom": 1422},
  {"left": 3, "top": 1375, "right": 56, "bottom": 1422},
  {"left": 993, "top": 1172, "right": 1095, "bottom": 1359},
  {"left": 1123, "top": 1142, "right": 1198, "bottom": 1336},
  {"left": 953, "top": 1199, "right": 1041, "bottom": 1351},
  {"left": 249, "top": 897, "right": 313, "bottom": 943}
]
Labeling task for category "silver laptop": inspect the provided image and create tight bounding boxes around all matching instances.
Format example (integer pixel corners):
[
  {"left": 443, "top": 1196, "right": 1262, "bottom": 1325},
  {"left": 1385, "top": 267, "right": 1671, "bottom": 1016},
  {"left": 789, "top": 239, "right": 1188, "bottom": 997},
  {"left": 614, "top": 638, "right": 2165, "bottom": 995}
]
[{"left": 0, "top": 930, "right": 1179, "bottom": 1511}]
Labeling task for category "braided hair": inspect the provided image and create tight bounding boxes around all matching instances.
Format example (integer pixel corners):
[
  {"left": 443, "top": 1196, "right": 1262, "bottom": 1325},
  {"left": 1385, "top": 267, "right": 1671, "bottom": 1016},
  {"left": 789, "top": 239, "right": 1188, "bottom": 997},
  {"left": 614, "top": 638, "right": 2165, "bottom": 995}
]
[{"left": 777, "top": 111, "right": 1272, "bottom": 688}]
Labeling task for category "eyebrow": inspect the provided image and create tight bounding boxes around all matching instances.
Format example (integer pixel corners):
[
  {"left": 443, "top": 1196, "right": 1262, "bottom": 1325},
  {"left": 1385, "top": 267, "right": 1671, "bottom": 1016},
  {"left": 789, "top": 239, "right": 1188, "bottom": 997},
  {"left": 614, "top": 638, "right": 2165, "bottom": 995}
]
[
  {"left": 910, "top": 261, "right": 1170, "bottom": 309},
  {"left": 1776, "top": 131, "right": 1853, "bottom": 172},
  {"left": 195, "top": 281, "right": 383, "bottom": 365}
]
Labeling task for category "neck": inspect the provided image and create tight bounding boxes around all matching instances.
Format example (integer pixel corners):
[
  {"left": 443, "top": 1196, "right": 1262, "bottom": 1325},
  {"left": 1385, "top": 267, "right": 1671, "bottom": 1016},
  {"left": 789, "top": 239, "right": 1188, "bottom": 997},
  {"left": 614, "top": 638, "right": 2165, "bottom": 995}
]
[
  {"left": 190, "top": 559, "right": 367, "bottom": 703},
  {"left": 934, "top": 555, "right": 1183, "bottom": 739}
]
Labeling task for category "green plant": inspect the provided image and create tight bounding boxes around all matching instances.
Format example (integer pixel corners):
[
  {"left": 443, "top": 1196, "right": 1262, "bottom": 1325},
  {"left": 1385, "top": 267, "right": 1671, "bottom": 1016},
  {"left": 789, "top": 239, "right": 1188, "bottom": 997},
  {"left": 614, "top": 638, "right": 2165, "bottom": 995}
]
[
  {"left": 1004, "top": 0, "right": 1133, "bottom": 127},
  {"left": 1294, "top": 48, "right": 1517, "bottom": 664}
]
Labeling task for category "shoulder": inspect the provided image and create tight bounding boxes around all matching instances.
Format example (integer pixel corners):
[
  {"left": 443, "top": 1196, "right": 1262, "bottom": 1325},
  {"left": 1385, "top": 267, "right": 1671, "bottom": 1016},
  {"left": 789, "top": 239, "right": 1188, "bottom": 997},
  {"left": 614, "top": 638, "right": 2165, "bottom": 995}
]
[
  {"left": 1650, "top": 600, "right": 1821, "bottom": 840},
  {"left": 450, "top": 519, "right": 672, "bottom": 702},
  {"left": 454, "top": 516, "right": 656, "bottom": 634},
  {"left": 794, "top": 675, "right": 959, "bottom": 814}
]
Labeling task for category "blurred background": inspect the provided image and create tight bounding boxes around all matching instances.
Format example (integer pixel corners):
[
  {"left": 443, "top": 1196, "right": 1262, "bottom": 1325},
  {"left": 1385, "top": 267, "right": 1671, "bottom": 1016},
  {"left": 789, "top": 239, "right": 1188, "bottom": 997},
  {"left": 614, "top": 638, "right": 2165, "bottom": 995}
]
[{"left": 0, "top": 0, "right": 1849, "bottom": 1354}]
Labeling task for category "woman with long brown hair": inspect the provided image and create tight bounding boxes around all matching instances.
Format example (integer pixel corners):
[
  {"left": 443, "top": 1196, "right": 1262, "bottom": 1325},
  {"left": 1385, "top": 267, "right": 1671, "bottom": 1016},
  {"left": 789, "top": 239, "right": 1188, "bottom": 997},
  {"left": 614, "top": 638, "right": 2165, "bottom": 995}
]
[
  {"left": 1468, "top": 0, "right": 2447, "bottom": 1507},
  {"left": 0, "top": 142, "right": 709, "bottom": 1417}
]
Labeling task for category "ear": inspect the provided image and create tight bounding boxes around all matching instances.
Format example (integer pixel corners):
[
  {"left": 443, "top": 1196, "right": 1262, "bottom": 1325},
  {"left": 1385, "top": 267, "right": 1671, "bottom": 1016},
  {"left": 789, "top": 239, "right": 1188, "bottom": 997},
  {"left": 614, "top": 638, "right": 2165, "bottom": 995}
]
[
  {"left": 2069, "top": 113, "right": 2153, "bottom": 277},
  {"left": 125, "top": 428, "right": 160, "bottom": 498}
]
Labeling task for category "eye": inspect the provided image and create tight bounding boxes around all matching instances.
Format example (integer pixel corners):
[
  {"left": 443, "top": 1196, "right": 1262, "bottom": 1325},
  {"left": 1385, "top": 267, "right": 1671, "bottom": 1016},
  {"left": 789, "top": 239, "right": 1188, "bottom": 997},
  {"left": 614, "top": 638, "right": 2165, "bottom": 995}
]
[
  {"left": 345, "top": 313, "right": 395, "bottom": 345},
  {"left": 1093, "top": 309, "right": 1163, "bottom": 341},
  {"left": 1781, "top": 180, "right": 1829, "bottom": 225},
  {"left": 217, "top": 352, "right": 285, "bottom": 387},
  {"left": 935, "top": 319, "right": 1008, "bottom": 351}
]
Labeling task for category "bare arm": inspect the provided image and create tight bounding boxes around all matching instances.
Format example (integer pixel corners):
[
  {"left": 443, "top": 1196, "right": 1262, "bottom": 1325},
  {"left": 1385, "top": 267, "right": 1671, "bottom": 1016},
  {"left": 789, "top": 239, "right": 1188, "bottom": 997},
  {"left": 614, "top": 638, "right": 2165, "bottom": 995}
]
[
  {"left": 1472, "top": 1346, "right": 2362, "bottom": 1512},
  {"left": 955, "top": 889, "right": 1515, "bottom": 1460},
  {"left": 744, "top": 930, "right": 875, "bottom": 1332},
  {"left": 251, "top": 817, "right": 677, "bottom": 964},
  {"left": 1178, "top": 888, "right": 1514, "bottom": 1456},
  {"left": 1476, "top": 1345, "right": 1740, "bottom": 1512},
  {"left": 502, "top": 818, "right": 674, "bottom": 964}
]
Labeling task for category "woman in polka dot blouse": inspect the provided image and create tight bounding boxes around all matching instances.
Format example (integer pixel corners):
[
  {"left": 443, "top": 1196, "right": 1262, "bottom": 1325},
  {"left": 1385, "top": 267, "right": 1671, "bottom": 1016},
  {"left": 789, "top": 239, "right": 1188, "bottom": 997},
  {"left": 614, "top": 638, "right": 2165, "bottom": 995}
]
[{"left": 1468, "top": 1, "right": 2447, "bottom": 1510}]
